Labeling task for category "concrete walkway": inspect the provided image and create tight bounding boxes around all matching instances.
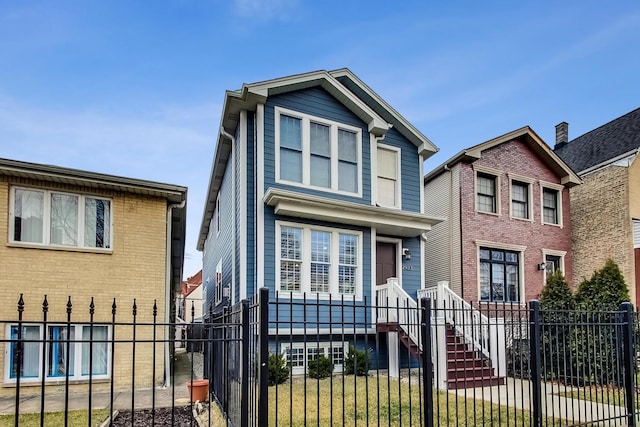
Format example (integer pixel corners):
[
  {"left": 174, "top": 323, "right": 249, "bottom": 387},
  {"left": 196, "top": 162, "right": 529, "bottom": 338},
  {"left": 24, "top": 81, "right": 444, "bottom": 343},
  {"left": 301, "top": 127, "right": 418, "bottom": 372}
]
[
  {"left": 453, "top": 378, "right": 631, "bottom": 425},
  {"left": 0, "top": 348, "right": 204, "bottom": 415}
]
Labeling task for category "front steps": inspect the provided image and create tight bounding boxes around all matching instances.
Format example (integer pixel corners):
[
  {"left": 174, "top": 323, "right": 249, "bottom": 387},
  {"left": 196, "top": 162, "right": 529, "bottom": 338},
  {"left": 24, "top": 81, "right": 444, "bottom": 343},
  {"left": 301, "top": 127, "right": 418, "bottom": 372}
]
[
  {"left": 445, "top": 325, "right": 505, "bottom": 389},
  {"left": 376, "top": 322, "right": 505, "bottom": 389}
]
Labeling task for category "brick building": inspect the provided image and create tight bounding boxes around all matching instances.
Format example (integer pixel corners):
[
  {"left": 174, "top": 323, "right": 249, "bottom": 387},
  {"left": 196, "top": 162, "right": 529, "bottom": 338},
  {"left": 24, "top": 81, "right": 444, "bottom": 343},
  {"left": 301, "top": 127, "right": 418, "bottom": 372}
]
[
  {"left": 554, "top": 107, "right": 640, "bottom": 304},
  {"left": 424, "top": 127, "right": 580, "bottom": 303},
  {"left": 0, "top": 158, "right": 187, "bottom": 396}
]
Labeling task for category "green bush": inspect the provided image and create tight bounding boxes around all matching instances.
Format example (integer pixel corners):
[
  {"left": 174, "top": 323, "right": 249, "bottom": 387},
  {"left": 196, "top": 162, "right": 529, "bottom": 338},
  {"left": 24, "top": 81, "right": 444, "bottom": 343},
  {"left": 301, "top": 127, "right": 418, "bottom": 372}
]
[
  {"left": 268, "top": 352, "right": 289, "bottom": 386},
  {"left": 344, "top": 345, "right": 371, "bottom": 376},
  {"left": 307, "top": 355, "right": 333, "bottom": 379},
  {"left": 575, "top": 258, "right": 630, "bottom": 309}
]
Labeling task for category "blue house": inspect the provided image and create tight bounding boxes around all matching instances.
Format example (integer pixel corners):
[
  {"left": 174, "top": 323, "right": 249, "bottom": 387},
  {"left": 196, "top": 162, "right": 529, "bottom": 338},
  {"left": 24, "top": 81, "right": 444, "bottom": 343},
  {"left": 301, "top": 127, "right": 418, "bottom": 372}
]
[{"left": 197, "top": 69, "right": 441, "bottom": 374}]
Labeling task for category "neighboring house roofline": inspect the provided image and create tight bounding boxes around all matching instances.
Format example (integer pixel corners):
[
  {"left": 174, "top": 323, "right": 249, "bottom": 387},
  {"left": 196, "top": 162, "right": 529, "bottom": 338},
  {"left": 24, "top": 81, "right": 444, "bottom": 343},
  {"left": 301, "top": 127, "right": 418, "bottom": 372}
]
[
  {"left": 575, "top": 148, "right": 639, "bottom": 176},
  {"left": 0, "top": 157, "right": 188, "bottom": 294},
  {"left": 554, "top": 106, "right": 640, "bottom": 173},
  {"left": 198, "top": 68, "right": 438, "bottom": 250},
  {"left": 423, "top": 126, "right": 581, "bottom": 187}
]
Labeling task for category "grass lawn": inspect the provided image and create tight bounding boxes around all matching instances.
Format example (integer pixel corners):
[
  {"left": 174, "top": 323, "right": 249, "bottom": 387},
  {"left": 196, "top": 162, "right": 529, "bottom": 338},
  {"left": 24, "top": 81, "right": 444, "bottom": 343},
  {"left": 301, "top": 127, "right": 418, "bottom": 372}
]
[
  {"left": 0, "top": 409, "right": 111, "bottom": 427},
  {"left": 268, "top": 375, "right": 554, "bottom": 426},
  {"left": 558, "top": 386, "right": 638, "bottom": 409}
]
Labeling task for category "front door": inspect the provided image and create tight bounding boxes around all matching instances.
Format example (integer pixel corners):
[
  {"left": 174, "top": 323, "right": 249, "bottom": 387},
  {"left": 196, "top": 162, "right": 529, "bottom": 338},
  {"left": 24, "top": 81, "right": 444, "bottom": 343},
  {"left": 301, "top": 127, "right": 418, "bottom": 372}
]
[{"left": 376, "top": 241, "right": 397, "bottom": 285}]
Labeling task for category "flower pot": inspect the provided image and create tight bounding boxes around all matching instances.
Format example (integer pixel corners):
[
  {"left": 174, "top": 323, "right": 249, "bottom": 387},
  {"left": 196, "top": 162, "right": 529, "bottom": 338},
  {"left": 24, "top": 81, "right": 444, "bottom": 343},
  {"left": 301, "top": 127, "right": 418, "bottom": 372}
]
[{"left": 186, "top": 379, "right": 209, "bottom": 402}]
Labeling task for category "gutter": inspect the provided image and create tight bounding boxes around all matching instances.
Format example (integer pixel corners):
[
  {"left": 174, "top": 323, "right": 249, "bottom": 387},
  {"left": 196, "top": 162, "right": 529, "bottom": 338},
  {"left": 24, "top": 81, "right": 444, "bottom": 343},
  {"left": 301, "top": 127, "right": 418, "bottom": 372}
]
[{"left": 165, "top": 199, "right": 186, "bottom": 387}]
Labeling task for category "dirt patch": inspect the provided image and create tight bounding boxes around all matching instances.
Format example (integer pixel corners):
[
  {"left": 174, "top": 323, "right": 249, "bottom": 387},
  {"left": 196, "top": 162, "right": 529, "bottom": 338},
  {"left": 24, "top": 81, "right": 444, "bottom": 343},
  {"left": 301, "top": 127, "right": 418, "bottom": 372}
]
[{"left": 110, "top": 406, "right": 197, "bottom": 426}]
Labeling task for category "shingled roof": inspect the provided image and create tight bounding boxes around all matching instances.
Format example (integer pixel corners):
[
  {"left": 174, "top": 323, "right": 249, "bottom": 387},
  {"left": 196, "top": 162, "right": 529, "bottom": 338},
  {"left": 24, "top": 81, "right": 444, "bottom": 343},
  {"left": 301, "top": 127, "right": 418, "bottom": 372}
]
[{"left": 554, "top": 107, "right": 640, "bottom": 174}]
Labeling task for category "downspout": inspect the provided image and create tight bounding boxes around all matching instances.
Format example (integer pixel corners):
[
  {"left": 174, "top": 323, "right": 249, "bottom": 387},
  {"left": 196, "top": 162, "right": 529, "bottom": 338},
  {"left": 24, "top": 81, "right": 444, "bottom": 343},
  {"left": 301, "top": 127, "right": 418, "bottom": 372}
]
[{"left": 165, "top": 199, "right": 186, "bottom": 387}]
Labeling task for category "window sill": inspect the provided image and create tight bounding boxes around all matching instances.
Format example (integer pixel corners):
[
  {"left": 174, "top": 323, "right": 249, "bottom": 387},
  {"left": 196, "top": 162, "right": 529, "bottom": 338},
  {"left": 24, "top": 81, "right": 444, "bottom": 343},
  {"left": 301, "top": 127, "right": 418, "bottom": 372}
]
[
  {"left": 542, "top": 222, "right": 563, "bottom": 228},
  {"left": 3, "top": 377, "right": 110, "bottom": 388},
  {"left": 7, "top": 242, "right": 113, "bottom": 254},
  {"left": 476, "top": 210, "right": 501, "bottom": 217},
  {"left": 510, "top": 216, "right": 533, "bottom": 223}
]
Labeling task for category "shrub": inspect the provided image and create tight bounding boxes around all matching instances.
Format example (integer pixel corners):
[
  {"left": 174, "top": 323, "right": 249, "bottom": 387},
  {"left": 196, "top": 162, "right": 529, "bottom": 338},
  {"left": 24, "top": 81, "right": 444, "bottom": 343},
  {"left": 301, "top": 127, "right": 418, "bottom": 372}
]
[
  {"left": 344, "top": 345, "right": 371, "bottom": 376},
  {"left": 268, "top": 352, "right": 289, "bottom": 386},
  {"left": 540, "top": 270, "right": 574, "bottom": 310},
  {"left": 307, "top": 355, "right": 333, "bottom": 379},
  {"left": 575, "top": 258, "right": 630, "bottom": 309}
]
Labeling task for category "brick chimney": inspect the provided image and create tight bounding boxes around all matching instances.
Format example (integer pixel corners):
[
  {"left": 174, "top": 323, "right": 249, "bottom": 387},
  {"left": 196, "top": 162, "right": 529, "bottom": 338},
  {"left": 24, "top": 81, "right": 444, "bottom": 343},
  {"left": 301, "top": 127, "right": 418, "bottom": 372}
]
[{"left": 555, "top": 122, "right": 568, "bottom": 149}]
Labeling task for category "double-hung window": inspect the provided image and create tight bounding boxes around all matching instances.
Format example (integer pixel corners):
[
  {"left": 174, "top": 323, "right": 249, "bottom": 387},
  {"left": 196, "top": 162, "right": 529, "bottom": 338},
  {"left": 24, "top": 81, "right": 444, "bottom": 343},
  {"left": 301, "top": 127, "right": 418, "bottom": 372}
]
[
  {"left": 276, "top": 107, "right": 361, "bottom": 195},
  {"left": 376, "top": 145, "right": 401, "bottom": 208},
  {"left": 542, "top": 187, "right": 561, "bottom": 225},
  {"left": 215, "top": 261, "right": 223, "bottom": 304},
  {"left": 476, "top": 173, "right": 498, "bottom": 214},
  {"left": 511, "top": 180, "right": 530, "bottom": 219},
  {"left": 7, "top": 324, "right": 108, "bottom": 382},
  {"left": 277, "top": 223, "right": 361, "bottom": 298},
  {"left": 11, "top": 187, "right": 112, "bottom": 250},
  {"left": 479, "top": 247, "right": 520, "bottom": 302}
]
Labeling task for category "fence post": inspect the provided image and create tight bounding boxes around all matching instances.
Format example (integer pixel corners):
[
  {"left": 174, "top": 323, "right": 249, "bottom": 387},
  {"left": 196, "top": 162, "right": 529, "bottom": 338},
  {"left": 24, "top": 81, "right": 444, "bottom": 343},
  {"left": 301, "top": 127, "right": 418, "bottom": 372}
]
[
  {"left": 258, "top": 288, "right": 269, "bottom": 425},
  {"left": 420, "top": 297, "right": 434, "bottom": 427},
  {"left": 620, "top": 302, "right": 637, "bottom": 427},
  {"left": 241, "top": 299, "right": 250, "bottom": 427},
  {"left": 529, "top": 300, "right": 542, "bottom": 427}
]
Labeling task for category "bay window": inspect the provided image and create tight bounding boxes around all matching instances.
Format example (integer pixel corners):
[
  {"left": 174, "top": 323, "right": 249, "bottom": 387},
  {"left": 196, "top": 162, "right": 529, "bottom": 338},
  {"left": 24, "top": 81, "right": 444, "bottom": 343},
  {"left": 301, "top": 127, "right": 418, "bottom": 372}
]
[{"left": 11, "top": 187, "right": 112, "bottom": 250}]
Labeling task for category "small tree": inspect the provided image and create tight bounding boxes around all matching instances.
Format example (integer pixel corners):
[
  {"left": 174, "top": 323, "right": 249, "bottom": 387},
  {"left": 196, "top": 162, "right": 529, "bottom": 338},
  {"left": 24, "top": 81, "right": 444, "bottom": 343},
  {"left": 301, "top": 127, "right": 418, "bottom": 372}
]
[
  {"left": 268, "top": 352, "right": 289, "bottom": 386},
  {"left": 538, "top": 270, "right": 574, "bottom": 382},
  {"left": 573, "top": 259, "right": 630, "bottom": 386},
  {"left": 575, "top": 258, "right": 630, "bottom": 309}
]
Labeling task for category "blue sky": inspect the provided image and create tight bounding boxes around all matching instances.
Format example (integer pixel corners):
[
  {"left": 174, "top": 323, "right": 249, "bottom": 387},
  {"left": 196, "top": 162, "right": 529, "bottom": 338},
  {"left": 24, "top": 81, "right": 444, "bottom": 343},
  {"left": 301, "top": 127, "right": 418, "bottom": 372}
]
[{"left": 2, "top": 1, "right": 639, "bottom": 279}]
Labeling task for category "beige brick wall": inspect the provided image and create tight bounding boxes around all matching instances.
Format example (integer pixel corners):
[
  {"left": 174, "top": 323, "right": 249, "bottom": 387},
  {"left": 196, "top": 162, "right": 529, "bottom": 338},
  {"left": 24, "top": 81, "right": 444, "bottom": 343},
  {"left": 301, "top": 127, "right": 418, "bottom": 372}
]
[
  {"left": 629, "top": 157, "right": 640, "bottom": 220},
  {"left": 0, "top": 177, "right": 169, "bottom": 396},
  {"left": 570, "top": 166, "right": 635, "bottom": 295}
]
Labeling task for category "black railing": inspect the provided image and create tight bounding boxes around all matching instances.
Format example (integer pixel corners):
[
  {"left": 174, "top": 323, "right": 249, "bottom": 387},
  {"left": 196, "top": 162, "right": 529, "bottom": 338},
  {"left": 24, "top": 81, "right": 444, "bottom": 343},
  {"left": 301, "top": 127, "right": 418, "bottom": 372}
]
[{"left": 3, "top": 291, "right": 640, "bottom": 426}]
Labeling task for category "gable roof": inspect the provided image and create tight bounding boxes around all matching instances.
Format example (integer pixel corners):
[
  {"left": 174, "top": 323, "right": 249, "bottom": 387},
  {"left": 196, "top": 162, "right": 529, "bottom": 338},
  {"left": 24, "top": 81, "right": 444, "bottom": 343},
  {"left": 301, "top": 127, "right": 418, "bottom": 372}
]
[
  {"left": 0, "top": 157, "right": 188, "bottom": 291},
  {"left": 554, "top": 107, "right": 640, "bottom": 174},
  {"left": 424, "top": 126, "right": 581, "bottom": 187},
  {"left": 198, "top": 68, "right": 438, "bottom": 250}
]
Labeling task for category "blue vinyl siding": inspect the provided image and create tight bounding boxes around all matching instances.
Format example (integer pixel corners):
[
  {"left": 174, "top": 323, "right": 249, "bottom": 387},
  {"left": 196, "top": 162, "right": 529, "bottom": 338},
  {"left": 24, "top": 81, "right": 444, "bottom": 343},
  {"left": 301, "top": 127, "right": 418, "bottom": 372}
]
[
  {"left": 264, "top": 87, "right": 372, "bottom": 205},
  {"left": 234, "top": 125, "right": 241, "bottom": 305},
  {"left": 401, "top": 236, "right": 422, "bottom": 298},
  {"left": 202, "top": 152, "right": 234, "bottom": 314},
  {"left": 383, "top": 127, "right": 422, "bottom": 213},
  {"left": 246, "top": 114, "right": 256, "bottom": 298}
]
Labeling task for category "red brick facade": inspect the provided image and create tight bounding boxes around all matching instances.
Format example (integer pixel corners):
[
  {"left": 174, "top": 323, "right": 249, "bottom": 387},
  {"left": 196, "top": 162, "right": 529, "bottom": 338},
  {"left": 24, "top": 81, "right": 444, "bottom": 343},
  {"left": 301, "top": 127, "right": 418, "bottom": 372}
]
[{"left": 459, "top": 140, "right": 573, "bottom": 303}]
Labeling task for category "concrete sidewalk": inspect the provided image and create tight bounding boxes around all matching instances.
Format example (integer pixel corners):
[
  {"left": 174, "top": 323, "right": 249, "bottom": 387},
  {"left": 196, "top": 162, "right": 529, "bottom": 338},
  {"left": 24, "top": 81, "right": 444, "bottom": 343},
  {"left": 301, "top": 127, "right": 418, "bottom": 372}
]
[
  {"left": 453, "top": 377, "right": 630, "bottom": 425},
  {"left": 0, "top": 348, "right": 204, "bottom": 415}
]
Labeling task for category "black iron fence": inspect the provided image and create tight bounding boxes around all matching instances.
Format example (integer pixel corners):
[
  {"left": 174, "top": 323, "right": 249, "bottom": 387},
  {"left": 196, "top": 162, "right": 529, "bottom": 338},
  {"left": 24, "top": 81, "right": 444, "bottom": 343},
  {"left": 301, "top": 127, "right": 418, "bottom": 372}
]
[{"left": 3, "top": 291, "right": 640, "bottom": 426}]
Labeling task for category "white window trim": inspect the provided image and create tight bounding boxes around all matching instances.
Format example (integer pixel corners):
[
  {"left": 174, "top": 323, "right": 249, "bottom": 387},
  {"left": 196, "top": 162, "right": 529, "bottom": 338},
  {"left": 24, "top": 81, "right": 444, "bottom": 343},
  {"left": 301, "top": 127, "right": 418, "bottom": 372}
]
[
  {"left": 473, "top": 166, "right": 501, "bottom": 216},
  {"left": 475, "top": 240, "right": 526, "bottom": 304},
  {"left": 4, "top": 324, "right": 111, "bottom": 383},
  {"left": 540, "top": 181, "right": 563, "bottom": 228},
  {"left": 215, "top": 260, "right": 223, "bottom": 305},
  {"left": 375, "top": 143, "right": 402, "bottom": 209},
  {"left": 274, "top": 106, "right": 363, "bottom": 197},
  {"left": 9, "top": 186, "right": 113, "bottom": 251},
  {"left": 276, "top": 221, "right": 363, "bottom": 300},
  {"left": 508, "top": 176, "right": 533, "bottom": 222},
  {"left": 281, "top": 341, "right": 348, "bottom": 375}
]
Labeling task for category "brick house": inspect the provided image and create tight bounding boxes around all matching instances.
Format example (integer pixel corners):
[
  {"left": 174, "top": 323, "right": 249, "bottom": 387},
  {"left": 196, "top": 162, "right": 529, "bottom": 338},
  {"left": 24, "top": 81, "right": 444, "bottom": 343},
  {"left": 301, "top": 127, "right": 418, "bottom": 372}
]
[
  {"left": 424, "top": 127, "right": 580, "bottom": 304},
  {"left": 554, "top": 107, "right": 640, "bottom": 304},
  {"left": 0, "top": 158, "right": 187, "bottom": 395}
]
